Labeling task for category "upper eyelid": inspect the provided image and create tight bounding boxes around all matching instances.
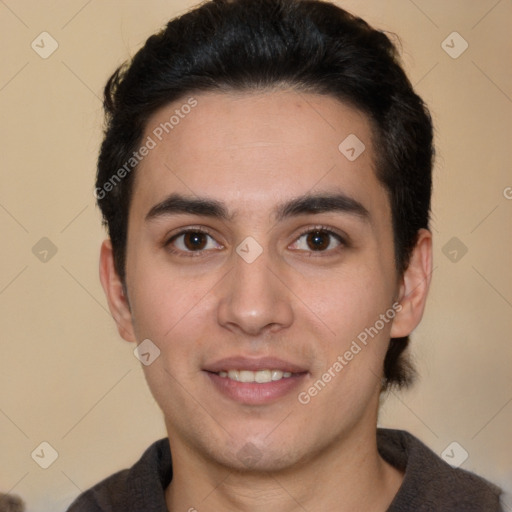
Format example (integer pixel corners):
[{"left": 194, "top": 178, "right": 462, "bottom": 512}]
[
  {"left": 166, "top": 226, "right": 216, "bottom": 242},
  {"left": 298, "top": 226, "right": 341, "bottom": 236},
  {"left": 294, "top": 225, "right": 347, "bottom": 242},
  {"left": 165, "top": 229, "right": 222, "bottom": 255},
  {"left": 291, "top": 229, "right": 345, "bottom": 250}
]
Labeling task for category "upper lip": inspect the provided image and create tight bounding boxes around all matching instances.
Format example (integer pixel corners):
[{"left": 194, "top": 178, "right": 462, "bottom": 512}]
[{"left": 204, "top": 356, "right": 308, "bottom": 374}]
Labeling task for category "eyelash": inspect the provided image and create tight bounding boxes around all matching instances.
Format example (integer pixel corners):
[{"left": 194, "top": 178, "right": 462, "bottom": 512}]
[
  {"left": 292, "top": 225, "right": 347, "bottom": 256},
  {"left": 165, "top": 227, "right": 218, "bottom": 257},
  {"left": 164, "top": 225, "right": 347, "bottom": 257}
]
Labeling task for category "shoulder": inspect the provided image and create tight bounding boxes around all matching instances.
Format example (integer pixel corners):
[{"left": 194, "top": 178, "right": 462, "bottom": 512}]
[
  {"left": 66, "top": 469, "right": 130, "bottom": 512},
  {"left": 66, "top": 438, "right": 171, "bottom": 512},
  {"left": 378, "top": 428, "right": 503, "bottom": 512}
]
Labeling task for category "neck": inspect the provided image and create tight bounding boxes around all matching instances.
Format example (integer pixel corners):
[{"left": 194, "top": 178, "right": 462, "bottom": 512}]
[{"left": 165, "top": 425, "right": 403, "bottom": 512}]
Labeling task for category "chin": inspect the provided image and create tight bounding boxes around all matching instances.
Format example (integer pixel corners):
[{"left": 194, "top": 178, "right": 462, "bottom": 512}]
[{"left": 205, "top": 437, "right": 309, "bottom": 474}]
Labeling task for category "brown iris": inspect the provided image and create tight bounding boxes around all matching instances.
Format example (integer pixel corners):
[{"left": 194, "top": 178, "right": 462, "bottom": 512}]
[
  {"left": 306, "top": 230, "right": 331, "bottom": 251},
  {"left": 183, "top": 232, "right": 208, "bottom": 251}
]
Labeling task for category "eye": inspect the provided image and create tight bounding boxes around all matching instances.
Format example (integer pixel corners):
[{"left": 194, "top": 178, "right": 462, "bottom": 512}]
[
  {"left": 167, "top": 230, "right": 223, "bottom": 254},
  {"left": 290, "top": 229, "right": 344, "bottom": 253}
]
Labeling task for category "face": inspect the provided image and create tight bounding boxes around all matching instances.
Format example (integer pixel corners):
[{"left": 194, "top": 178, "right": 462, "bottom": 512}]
[{"left": 102, "top": 89, "right": 431, "bottom": 472}]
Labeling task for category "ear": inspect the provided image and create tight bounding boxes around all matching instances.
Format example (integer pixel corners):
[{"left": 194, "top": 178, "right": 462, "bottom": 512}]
[
  {"left": 99, "top": 239, "right": 137, "bottom": 343},
  {"left": 390, "top": 229, "right": 433, "bottom": 338}
]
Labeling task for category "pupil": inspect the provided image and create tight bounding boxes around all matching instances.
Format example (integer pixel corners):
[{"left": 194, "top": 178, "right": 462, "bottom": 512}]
[
  {"left": 307, "top": 231, "right": 329, "bottom": 251},
  {"left": 184, "top": 232, "right": 206, "bottom": 251}
]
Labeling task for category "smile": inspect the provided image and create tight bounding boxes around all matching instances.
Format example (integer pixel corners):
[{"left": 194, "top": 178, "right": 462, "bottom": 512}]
[{"left": 204, "top": 356, "right": 308, "bottom": 404}]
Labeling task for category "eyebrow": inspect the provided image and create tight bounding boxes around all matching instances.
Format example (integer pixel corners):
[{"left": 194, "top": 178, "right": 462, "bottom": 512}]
[
  {"left": 146, "top": 193, "right": 231, "bottom": 221},
  {"left": 145, "top": 192, "right": 370, "bottom": 223},
  {"left": 275, "top": 193, "right": 370, "bottom": 223}
]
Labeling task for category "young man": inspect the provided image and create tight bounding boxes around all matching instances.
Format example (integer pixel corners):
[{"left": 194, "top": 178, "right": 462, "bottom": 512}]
[{"left": 68, "top": 0, "right": 503, "bottom": 510}]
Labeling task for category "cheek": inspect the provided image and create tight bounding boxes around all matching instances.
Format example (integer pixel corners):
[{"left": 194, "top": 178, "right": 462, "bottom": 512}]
[
  {"left": 131, "top": 281, "right": 214, "bottom": 343},
  {"left": 132, "top": 285, "right": 212, "bottom": 405},
  {"left": 295, "top": 262, "right": 397, "bottom": 404},
  {"left": 125, "top": 242, "right": 217, "bottom": 341},
  {"left": 300, "top": 262, "right": 395, "bottom": 336}
]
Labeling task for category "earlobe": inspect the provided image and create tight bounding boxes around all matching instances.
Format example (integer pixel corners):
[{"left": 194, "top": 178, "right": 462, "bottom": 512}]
[
  {"left": 99, "top": 239, "right": 137, "bottom": 343},
  {"left": 390, "top": 229, "right": 433, "bottom": 338}
]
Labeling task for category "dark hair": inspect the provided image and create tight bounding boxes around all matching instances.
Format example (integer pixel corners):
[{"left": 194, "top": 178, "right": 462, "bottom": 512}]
[
  {"left": 96, "top": 0, "right": 433, "bottom": 390},
  {"left": 0, "top": 493, "right": 25, "bottom": 512}
]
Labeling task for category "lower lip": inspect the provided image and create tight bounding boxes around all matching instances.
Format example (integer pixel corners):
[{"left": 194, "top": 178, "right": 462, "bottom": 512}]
[{"left": 205, "top": 371, "right": 307, "bottom": 405}]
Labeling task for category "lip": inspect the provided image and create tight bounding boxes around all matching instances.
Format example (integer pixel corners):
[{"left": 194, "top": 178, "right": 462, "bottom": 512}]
[
  {"left": 203, "top": 356, "right": 309, "bottom": 405},
  {"left": 205, "top": 371, "right": 307, "bottom": 405}
]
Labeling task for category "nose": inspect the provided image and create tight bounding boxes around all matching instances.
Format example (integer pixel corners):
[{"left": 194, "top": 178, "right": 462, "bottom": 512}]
[{"left": 216, "top": 249, "right": 294, "bottom": 337}]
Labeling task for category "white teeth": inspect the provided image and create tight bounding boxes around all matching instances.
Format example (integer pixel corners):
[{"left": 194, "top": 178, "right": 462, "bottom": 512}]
[
  {"left": 217, "top": 369, "right": 294, "bottom": 383},
  {"left": 239, "top": 370, "right": 255, "bottom": 383},
  {"left": 271, "top": 370, "right": 284, "bottom": 381},
  {"left": 228, "top": 370, "right": 239, "bottom": 381},
  {"left": 255, "top": 370, "right": 272, "bottom": 383}
]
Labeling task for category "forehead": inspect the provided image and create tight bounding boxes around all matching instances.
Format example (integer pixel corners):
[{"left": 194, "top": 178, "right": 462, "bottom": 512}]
[{"left": 132, "top": 90, "right": 388, "bottom": 221}]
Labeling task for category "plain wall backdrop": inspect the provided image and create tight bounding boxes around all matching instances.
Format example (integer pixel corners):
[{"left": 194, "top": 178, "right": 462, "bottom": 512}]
[{"left": 1, "top": 1, "right": 511, "bottom": 511}]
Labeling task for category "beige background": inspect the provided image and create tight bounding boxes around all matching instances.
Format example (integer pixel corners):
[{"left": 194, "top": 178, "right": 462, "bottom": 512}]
[{"left": 1, "top": 1, "right": 511, "bottom": 511}]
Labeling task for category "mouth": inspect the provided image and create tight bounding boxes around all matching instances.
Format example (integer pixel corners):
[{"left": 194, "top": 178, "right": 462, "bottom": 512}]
[{"left": 203, "top": 357, "right": 308, "bottom": 405}]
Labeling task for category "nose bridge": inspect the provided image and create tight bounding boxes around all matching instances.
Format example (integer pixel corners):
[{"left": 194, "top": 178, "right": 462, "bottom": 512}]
[
  {"left": 233, "top": 251, "right": 274, "bottom": 303},
  {"left": 216, "top": 246, "right": 293, "bottom": 334}
]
